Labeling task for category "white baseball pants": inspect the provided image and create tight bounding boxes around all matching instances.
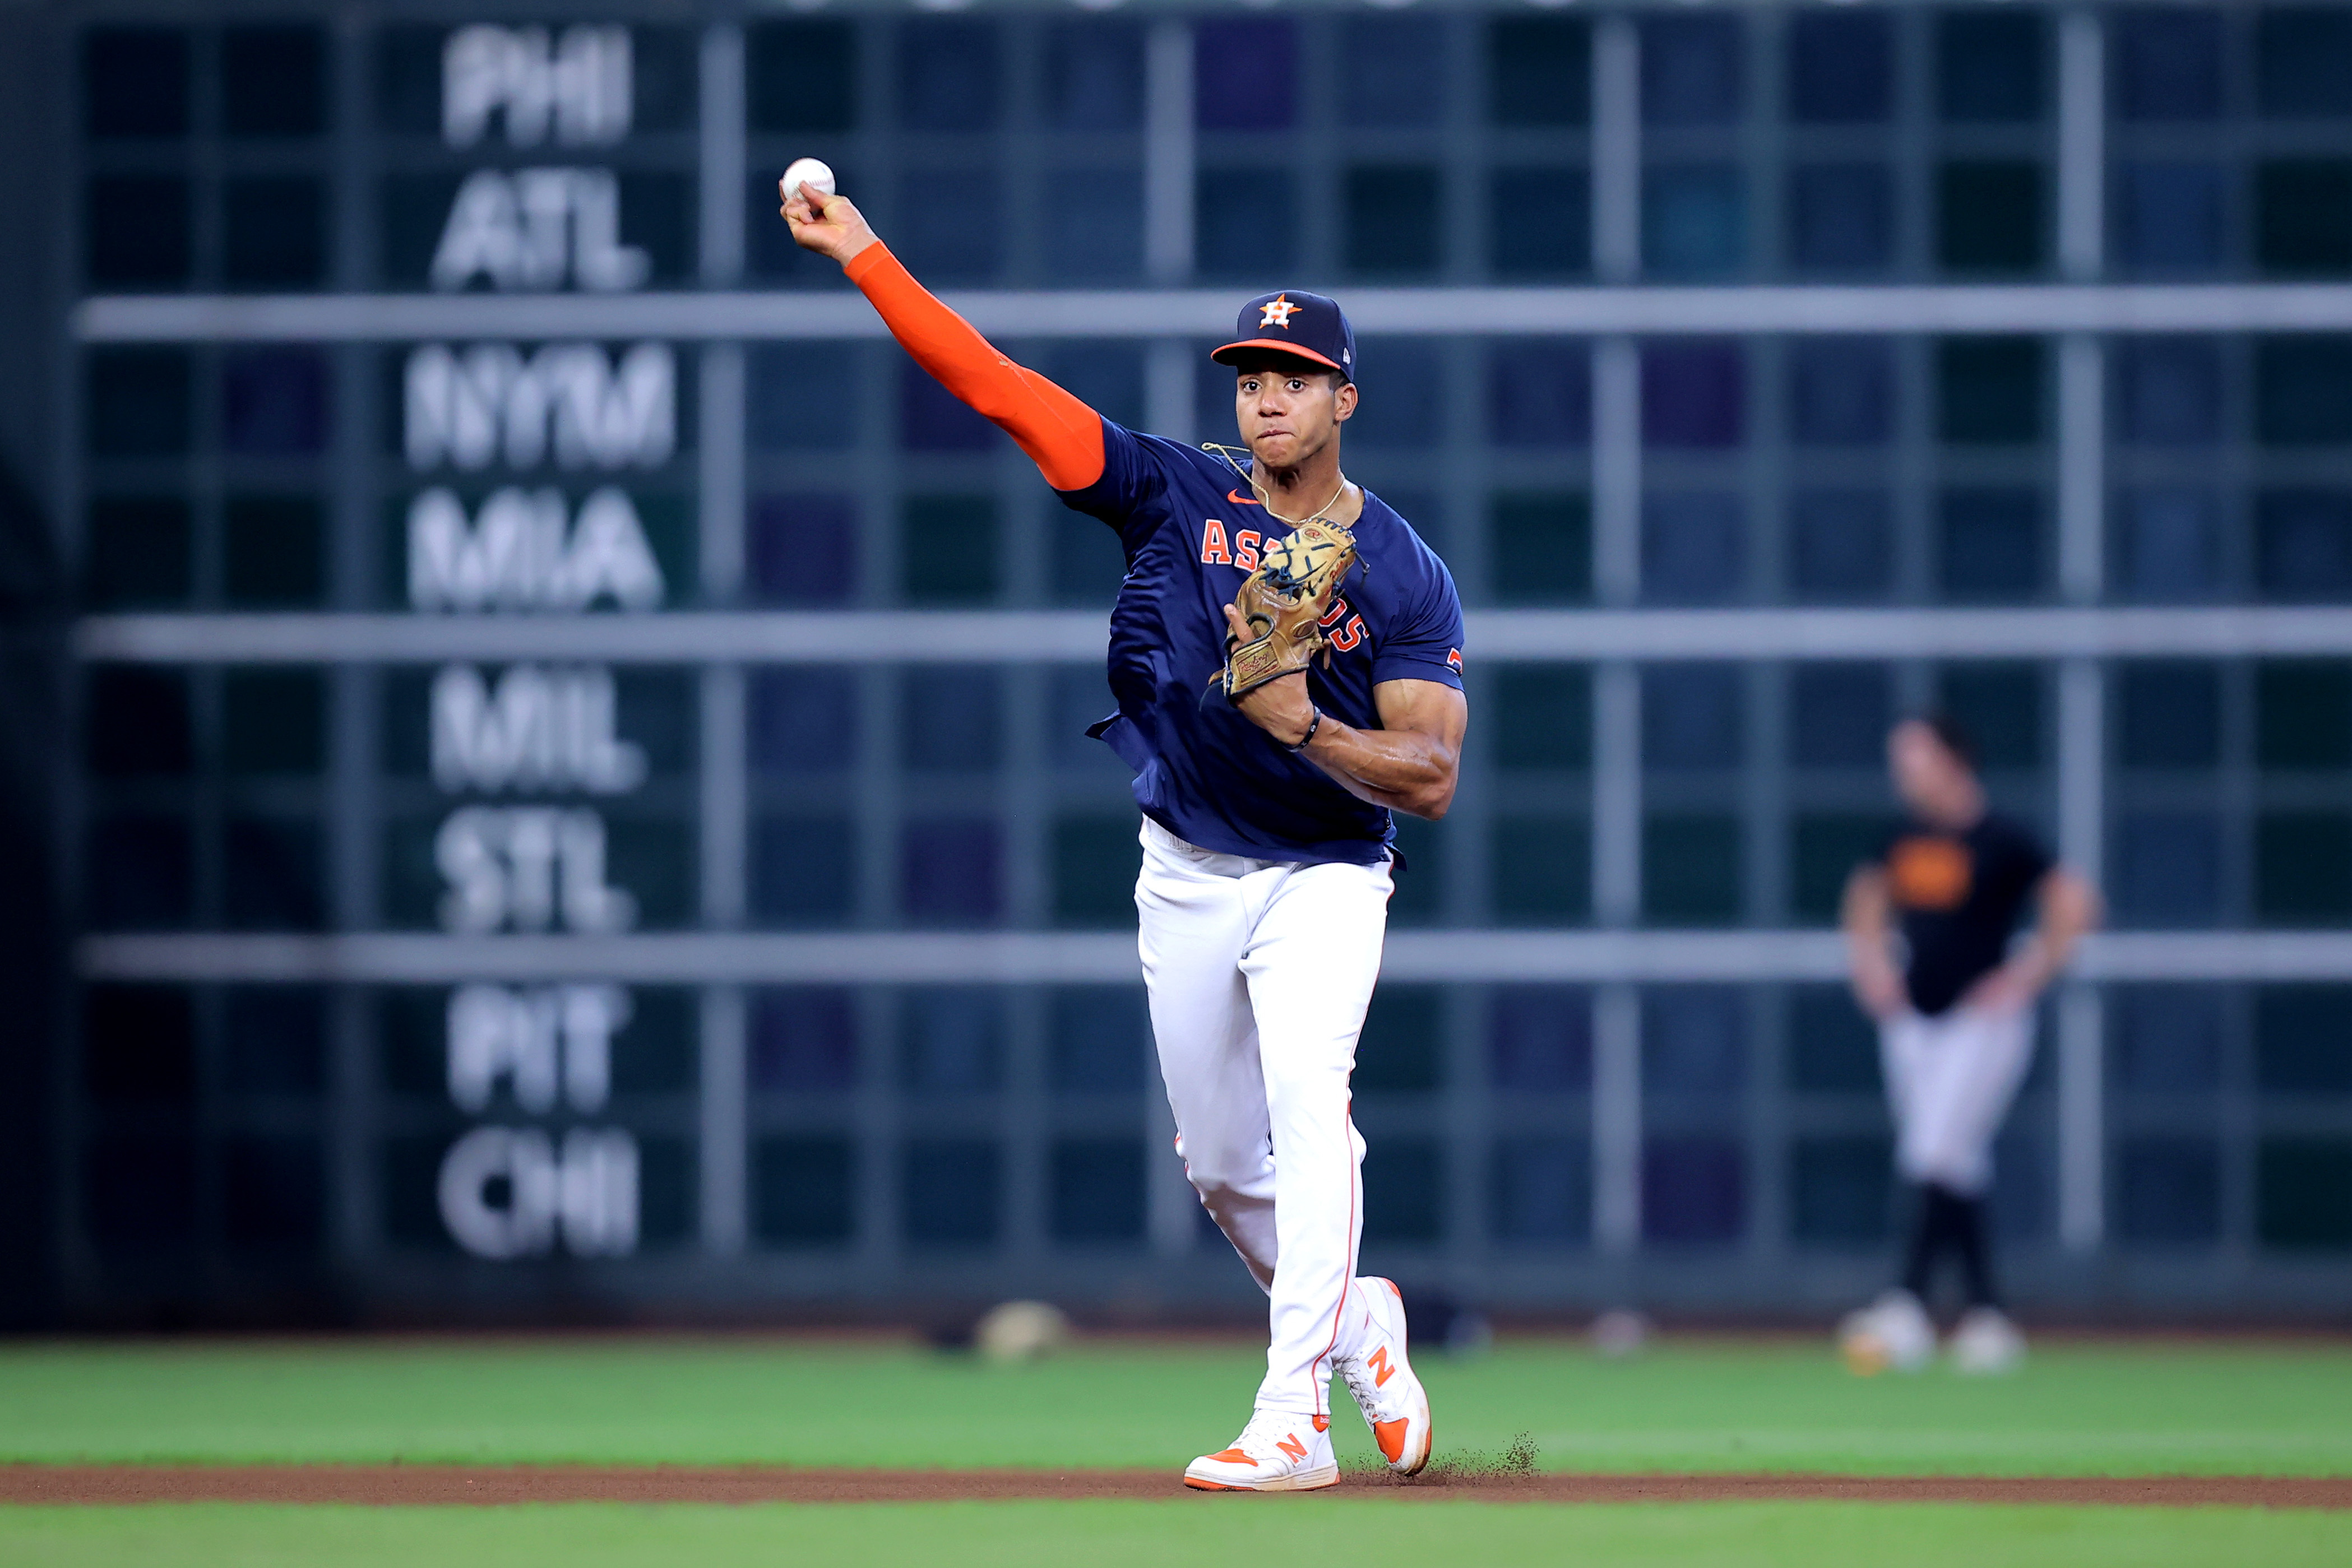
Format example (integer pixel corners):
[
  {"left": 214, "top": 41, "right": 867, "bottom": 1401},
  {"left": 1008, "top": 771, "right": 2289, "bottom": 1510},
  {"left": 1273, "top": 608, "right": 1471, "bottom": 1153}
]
[
  {"left": 1135, "top": 817, "right": 1392, "bottom": 1419},
  {"left": 1878, "top": 1004, "right": 2038, "bottom": 1196}
]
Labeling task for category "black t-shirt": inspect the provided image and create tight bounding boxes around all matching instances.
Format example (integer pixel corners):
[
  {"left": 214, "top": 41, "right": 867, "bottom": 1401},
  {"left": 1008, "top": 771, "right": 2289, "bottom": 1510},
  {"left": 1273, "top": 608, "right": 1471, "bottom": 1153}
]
[{"left": 1871, "top": 813, "right": 2053, "bottom": 1017}]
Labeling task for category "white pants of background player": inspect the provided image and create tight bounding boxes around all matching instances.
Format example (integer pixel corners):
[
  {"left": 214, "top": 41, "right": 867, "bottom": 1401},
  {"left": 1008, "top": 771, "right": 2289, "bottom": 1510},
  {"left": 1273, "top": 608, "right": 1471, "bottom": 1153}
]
[
  {"left": 1135, "top": 817, "right": 1392, "bottom": 1421},
  {"left": 1878, "top": 1004, "right": 2038, "bottom": 1195}
]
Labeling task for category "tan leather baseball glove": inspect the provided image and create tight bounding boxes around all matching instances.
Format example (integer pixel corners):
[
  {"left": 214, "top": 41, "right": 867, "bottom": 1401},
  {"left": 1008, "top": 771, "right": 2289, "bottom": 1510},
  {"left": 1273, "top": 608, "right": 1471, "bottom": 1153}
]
[{"left": 1214, "top": 517, "right": 1360, "bottom": 701}]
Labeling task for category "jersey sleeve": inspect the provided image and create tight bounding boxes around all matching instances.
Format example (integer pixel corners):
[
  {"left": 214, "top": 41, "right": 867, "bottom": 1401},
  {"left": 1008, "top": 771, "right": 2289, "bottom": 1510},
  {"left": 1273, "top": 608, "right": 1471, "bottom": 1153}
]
[
  {"left": 1054, "top": 419, "right": 1184, "bottom": 558},
  {"left": 844, "top": 243, "right": 1104, "bottom": 490},
  {"left": 1369, "top": 553, "right": 1467, "bottom": 690}
]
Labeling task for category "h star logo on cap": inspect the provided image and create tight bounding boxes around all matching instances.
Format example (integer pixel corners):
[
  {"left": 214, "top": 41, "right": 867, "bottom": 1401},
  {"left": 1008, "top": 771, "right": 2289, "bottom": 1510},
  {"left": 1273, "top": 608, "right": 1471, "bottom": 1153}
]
[{"left": 1259, "top": 295, "right": 1299, "bottom": 330}]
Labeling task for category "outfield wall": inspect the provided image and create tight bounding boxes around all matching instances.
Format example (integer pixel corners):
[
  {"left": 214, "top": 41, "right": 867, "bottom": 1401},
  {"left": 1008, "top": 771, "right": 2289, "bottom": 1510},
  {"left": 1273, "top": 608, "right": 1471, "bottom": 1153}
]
[{"left": 11, "top": 0, "right": 2352, "bottom": 1325}]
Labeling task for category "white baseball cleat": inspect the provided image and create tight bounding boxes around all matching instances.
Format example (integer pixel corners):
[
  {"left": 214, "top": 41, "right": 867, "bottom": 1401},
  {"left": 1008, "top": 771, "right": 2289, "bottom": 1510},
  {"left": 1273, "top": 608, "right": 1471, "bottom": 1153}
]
[
  {"left": 1183, "top": 1408, "right": 1339, "bottom": 1492},
  {"left": 1838, "top": 1288, "right": 1937, "bottom": 1375},
  {"left": 1334, "top": 1276, "right": 1434, "bottom": 1476},
  {"left": 1948, "top": 1307, "right": 2027, "bottom": 1375}
]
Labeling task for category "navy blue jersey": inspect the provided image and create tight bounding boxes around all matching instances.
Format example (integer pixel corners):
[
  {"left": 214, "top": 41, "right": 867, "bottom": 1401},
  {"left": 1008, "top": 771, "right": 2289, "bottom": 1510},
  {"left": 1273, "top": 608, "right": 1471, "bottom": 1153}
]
[
  {"left": 1059, "top": 420, "right": 1466, "bottom": 865},
  {"left": 1872, "top": 813, "right": 2054, "bottom": 1017}
]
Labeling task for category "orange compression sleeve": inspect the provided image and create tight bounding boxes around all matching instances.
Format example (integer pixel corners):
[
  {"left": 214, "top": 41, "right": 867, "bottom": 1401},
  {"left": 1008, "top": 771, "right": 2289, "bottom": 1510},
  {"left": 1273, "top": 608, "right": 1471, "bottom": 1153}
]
[{"left": 844, "top": 243, "right": 1106, "bottom": 491}]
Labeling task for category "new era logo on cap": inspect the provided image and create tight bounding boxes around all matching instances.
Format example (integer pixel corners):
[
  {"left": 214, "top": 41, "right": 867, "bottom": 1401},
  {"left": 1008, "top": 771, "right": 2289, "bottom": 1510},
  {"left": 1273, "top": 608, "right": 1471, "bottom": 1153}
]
[{"left": 1214, "top": 290, "right": 1356, "bottom": 381}]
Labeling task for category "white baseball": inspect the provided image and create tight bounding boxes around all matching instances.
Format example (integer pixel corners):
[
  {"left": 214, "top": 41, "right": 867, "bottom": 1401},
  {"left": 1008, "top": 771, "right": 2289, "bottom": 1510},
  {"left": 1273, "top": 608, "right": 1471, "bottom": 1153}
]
[{"left": 782, "top": 157, "right": 836, "bottom": 206}]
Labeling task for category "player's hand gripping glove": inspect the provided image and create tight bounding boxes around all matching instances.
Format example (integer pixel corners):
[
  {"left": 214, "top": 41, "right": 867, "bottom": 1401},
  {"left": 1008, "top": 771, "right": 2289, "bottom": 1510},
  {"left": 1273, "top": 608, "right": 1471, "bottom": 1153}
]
[{"left": 1212, "top": 519, "right": 1360, "bottom": 701}]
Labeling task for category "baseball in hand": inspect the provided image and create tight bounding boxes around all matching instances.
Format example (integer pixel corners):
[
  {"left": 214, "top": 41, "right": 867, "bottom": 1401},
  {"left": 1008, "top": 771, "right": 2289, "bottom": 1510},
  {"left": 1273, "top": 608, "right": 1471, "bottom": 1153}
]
[{"left": 782, "top": 157, "right": 836, "bottom": 205}]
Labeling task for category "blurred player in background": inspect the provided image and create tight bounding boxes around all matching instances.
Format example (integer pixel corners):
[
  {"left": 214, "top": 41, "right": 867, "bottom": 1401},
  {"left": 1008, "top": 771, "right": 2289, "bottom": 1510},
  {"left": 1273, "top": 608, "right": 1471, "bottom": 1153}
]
[
  {"left": 1838, "top": 716, "right": 2100, "bottom": 1375},
  {"left": 783, "top": 175, "right": 1463, "bottom": 1490}
]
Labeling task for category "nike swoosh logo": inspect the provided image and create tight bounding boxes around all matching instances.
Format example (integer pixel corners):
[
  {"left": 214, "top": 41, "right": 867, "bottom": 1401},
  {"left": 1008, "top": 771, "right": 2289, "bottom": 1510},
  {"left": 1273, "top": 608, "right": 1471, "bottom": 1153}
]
[{"left": 1225, "top": 489, "right": 1261, "bottom": 506}]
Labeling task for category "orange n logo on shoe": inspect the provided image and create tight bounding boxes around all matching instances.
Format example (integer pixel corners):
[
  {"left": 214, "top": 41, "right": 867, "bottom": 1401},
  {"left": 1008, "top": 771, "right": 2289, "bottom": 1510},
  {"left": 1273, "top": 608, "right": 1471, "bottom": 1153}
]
[
  {"left": 1366, "top": 1347, "right": 1396, "bottom": 1388},
  {"left": 1275, "top": 1433, "right": 1309, "bottom": 1464}
]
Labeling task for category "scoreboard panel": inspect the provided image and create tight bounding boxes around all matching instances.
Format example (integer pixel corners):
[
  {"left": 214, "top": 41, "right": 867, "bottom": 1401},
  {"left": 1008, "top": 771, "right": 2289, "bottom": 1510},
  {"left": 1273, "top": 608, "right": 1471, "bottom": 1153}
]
[
  {"left": 75, "top": 15, "right": 772, "bottom": 1299},
  {"left": 43, "top": 2, "right": 2352, "bottom": 1322}
]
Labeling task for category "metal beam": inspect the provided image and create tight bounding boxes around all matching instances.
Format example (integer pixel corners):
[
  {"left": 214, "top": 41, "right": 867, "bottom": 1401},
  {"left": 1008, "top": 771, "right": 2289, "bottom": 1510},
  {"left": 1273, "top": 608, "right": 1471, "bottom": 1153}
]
[
  {"left": 2054, "top": 7, "right": 2111, "bottom": 1256},
  {"left": 1143, "top": 18, "right": 1194, "bottom": 290},
  {"left": 73, "top": 284, "right": 2352, "bottom": 344},
  {"left": 75, "top": 605, "right": 2352, "bottom": 665},
  {"left": 76, "top": 929, "right": 2352, "bottom": 987}
]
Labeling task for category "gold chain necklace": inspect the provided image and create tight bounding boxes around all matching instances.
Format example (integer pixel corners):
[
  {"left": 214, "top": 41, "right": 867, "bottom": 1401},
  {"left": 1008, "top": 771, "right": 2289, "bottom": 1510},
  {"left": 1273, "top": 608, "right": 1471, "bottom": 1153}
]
[
  {"left": 1253, "top": 473, "right": 1350, "bottom": 530},
  {"left": 1201, "top": 444, "right": 1354, "bottom": 530}
]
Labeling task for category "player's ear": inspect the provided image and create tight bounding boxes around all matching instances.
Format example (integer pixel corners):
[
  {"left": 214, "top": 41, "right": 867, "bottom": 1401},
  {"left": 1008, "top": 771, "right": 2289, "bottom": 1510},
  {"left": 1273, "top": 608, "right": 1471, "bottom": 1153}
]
[{"left": 1332, "top": 379, "right": 1358, "bottom": 423}]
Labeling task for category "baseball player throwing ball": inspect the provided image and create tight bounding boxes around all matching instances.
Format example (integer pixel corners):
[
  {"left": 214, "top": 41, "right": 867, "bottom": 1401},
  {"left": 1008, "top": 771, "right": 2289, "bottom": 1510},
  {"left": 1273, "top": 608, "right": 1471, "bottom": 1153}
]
[{"left": 785, "top": 174, "right": 1462, "bottom": 1490}]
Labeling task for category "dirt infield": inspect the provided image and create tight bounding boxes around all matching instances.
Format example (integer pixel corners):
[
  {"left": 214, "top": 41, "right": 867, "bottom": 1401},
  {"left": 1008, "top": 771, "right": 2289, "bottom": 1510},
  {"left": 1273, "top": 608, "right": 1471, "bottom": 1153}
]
[{"left": 4, "top": 1465, "right": 2348, "bottom": 1509}]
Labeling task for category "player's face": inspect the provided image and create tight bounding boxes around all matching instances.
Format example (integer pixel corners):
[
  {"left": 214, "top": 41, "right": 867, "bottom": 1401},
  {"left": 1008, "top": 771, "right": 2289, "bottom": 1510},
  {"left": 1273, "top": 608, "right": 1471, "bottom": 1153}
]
[
  {"left": 1888, "top": 721, "right": 1975, "bottom": 821},
  {"left": 1234, "top": 363, "right": 1356, "bottom": 470}
]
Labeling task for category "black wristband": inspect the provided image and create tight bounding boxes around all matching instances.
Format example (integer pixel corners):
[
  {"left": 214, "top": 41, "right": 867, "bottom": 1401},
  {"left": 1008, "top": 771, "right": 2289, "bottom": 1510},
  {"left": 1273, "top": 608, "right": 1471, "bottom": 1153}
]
[{"left": 1287, "top": 708, "right": 1322, "bottom": 752}]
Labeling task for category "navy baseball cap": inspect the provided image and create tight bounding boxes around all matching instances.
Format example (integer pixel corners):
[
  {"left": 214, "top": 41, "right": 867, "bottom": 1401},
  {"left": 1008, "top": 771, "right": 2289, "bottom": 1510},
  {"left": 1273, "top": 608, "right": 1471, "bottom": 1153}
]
[{"left": 1212, "top": 290, "right": 1356, "bottom": 382}]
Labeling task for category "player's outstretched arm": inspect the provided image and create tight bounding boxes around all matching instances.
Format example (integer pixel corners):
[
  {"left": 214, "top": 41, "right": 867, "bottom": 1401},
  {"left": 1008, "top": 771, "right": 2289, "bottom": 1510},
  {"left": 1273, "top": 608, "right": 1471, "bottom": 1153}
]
[{"left": 781, "top": 178, "right": 1104, "bottom": 491}]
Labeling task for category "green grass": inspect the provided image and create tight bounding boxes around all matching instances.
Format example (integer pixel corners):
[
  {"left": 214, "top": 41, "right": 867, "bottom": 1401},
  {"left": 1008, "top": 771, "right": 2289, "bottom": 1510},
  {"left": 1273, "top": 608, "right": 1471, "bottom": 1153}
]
[
  {"left": 2, "top": 1337, "right": 2349, "bottom": 1477},
  {"left": 4, "top": 1501, "right": 2350, "bottom": 1568}
]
